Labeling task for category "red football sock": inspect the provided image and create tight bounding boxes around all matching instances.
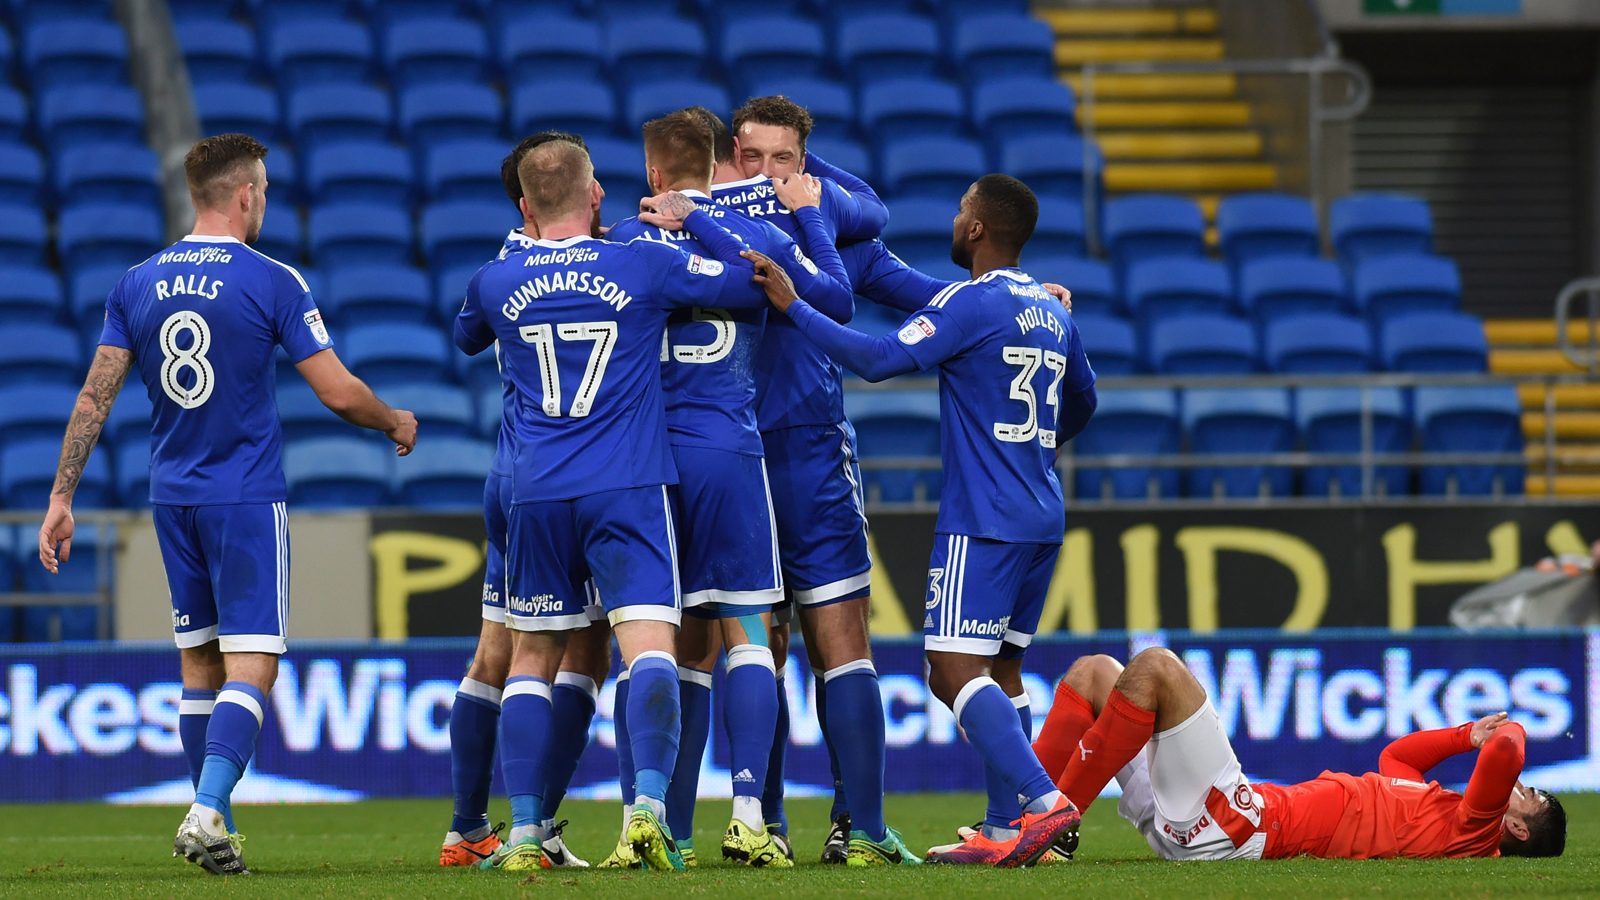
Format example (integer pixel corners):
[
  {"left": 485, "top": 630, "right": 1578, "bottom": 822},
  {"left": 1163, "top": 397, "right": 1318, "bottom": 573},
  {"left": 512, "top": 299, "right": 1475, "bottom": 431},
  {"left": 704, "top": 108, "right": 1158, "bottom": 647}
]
[
  {"left": 1055, "top": 689, "right": 1156, "bottom": 814},
  {"left": 1033, "top": 680, "right": 1096, "bottom": 783}
]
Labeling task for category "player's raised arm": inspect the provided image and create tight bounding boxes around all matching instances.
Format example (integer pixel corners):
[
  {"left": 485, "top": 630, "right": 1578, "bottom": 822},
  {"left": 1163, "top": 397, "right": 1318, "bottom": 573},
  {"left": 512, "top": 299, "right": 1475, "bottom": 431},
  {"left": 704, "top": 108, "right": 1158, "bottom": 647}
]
[
  {"left": 295, "top": 351, "right": 417, "bottom": 456},
  {"left": 1461, "top": 719, "right": 1524, "bottom": 815},
  {"left": 804, "top": 150, "right": 888, "bottom": 242},
  {"left": 452, "top": 265, "right": 497, "bottom": 356},
  {"left": 634, "top": 201, "right": 768, "bottom": 311},
  {"left": 38, "top": 344, "right": 133, "bottom": 574},
  {"left": 770, "top": 172, "right": 854, "bottom": 322}
]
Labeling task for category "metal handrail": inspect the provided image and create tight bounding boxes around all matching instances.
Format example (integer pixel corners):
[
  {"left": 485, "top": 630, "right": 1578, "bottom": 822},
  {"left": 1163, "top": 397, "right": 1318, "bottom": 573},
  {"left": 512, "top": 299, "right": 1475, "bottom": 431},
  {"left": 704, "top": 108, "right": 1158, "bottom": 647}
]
[
  {"left": 0, "top": 510, "right": 129, "bottom": 640},
  {"left": 1554, "top": 276, "right": 1600, "bottom": 375}
]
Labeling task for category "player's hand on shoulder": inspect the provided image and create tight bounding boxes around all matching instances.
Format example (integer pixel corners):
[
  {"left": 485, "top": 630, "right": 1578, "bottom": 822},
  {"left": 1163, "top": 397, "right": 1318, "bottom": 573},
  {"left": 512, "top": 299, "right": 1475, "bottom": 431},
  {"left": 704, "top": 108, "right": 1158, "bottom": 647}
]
[
  {"left": 1470, "top": 711, "right": 1510, "bottom": 748},
  {"left": 38, "top": 498, "right": 73, "bottom": 574},
  {"left": 742, "top": 249, "right": 799, "bottom": 313},
  {"left": 1042, "top": 282, "right": 1072, "bottom": 312},
  {"left": 772, "top": 173, "right": 822, "bottom": 212},
  {"left": 639, "top": 191, "right": 698, "bottom": 230},
  {"left": 387, "top": 409, "right": 418, "bottom": 457}
]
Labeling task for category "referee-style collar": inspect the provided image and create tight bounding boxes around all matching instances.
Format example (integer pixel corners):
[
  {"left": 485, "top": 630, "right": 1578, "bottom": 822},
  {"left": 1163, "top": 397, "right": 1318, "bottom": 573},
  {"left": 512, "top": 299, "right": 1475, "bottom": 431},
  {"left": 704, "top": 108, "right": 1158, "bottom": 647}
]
[
  {"left": 183, "top": 234, "right": 241, "bottom": 244},
  {"left": 530, "top": 235, "right": 597, "bottom": 248}
]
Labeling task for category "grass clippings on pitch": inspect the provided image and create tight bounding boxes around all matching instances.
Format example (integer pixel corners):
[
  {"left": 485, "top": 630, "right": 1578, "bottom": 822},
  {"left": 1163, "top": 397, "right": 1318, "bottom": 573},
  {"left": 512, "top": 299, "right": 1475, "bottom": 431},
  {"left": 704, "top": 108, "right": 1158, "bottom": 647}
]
[{"left": 1, "top": 793, "right": 1594, "bottom": 899}]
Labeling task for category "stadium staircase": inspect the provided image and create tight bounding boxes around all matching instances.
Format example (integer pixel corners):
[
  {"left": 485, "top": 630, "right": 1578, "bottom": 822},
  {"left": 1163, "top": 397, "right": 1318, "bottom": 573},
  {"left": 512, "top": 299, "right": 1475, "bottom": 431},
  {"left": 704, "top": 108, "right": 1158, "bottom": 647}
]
[{"left": 1487, "top": 319, "right": 1600, "bottom": 496}]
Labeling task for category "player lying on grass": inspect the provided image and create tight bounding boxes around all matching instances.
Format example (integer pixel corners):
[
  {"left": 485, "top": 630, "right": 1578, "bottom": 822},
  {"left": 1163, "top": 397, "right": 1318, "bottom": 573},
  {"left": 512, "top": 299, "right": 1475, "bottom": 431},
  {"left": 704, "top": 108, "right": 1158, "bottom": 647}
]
[{"left": 1030, "top": 649, "right": 1566, "bottom": 860}]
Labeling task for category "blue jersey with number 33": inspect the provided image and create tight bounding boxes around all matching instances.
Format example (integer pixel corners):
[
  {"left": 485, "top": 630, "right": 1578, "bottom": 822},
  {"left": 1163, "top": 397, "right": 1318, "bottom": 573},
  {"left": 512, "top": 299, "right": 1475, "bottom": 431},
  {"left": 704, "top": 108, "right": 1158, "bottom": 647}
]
[{"left": 99, "top": 235, "right": 333, "bottom": 506}]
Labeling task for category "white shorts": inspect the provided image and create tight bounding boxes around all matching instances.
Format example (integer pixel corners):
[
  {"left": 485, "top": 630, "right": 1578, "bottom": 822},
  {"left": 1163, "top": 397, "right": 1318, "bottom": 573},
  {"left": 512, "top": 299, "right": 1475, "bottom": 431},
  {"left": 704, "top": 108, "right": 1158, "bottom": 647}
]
[{"left": 1115, "top": 702, "right": 1267, "bottom": 861}]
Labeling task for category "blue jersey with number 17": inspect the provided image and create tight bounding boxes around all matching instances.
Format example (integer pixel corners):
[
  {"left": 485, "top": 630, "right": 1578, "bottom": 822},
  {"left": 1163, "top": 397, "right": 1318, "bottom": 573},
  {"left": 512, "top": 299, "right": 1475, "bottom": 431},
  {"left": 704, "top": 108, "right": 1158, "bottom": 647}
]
[{"left": 99, "top": 235, "right": 333, "bottom": 506}]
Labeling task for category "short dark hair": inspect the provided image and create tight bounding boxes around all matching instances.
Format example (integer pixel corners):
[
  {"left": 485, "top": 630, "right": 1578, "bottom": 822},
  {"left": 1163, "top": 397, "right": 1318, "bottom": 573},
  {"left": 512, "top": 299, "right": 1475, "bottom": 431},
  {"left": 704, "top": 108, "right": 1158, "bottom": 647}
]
[
  {"left": 502, "top": 131, "right": 587, "bottom": 203},
  {"left": 185, "top": 133, "right": 268, "bottom": 208},
  {"left": 1502, "top": 792, "right": 1566, "bottom": 858},
  {"left": 971, "top": 173, "right": 1039, "bottom": 250},
  {"left": 517, "top": 139, "right": 594, "bottom": 222},
  {"left": 642, "top": 110, "right": 714, "bottom": 189},
  {"left": 732, "top": 95, "right": 812, "bottom": 150},
  {"left": 685, "top": 106, "right": 735, "bottom": 164}
]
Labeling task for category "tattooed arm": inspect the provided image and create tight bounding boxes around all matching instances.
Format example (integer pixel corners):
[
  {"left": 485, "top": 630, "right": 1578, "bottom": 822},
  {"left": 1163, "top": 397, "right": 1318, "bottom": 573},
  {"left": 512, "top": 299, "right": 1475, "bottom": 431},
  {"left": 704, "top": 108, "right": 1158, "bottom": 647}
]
[{"left": 39, "top": 345, "right": 133, "bottom": 573}]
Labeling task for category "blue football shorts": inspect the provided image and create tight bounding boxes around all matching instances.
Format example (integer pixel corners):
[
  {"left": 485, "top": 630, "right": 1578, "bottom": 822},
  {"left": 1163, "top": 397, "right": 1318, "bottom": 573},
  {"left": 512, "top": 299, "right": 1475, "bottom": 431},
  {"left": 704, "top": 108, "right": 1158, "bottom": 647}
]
[
  {"left": 505, "top": 484, "right": 680, "bottom": 632},
  {"left": 671, "top": 445, "right": 783, "bottom": 620},
  {"left": 155, "top": 501, "right": 290, "bottom": 655},
  {"left": 484, "top": 471, "right": 601, "bottom": 626},
  {"left": 923, "top": 533, "right": 1060, "bottom": 658},
  {"left": 761, "top": 421, "right": 872, "bottom": 609}
]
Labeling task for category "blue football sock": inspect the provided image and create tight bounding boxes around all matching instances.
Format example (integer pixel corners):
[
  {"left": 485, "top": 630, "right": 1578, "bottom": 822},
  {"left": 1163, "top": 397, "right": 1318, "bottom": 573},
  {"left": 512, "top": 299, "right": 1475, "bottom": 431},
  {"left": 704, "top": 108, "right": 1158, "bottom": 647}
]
[
  {"left": 825, "top": 661, "right": 886, "bottom": 842},
  {"left": 195, "top": 682, "right": 265, "bottom": 819},
  {"left": 815, "top": 673, "right": 847, "bottom": 821},
  {"left": 666, "top": 667, "right": 712, "bottom": 840},
  {"left": 448, "top": 677, "right": 502, "bottom": 836},
  {"left": 625, "top": 653, "right": 680, "bottom": 806},
  {"left": 613, "top": 673, "right": 635, "bottom": 802},
  {"left": 982, "top": 694, "right": 1031, "bottom": 837},
  {"left": 762, "top": 669, "right": 790, "bottom": 834},
  {"left": 541, "top": 673, "right": 598, "bottom": 821},
  {"left": 724, "top": 645, "right": 778, "bottom": 825},
  {"left": 180, "top": 688, "right": 233, "bottom": 832},
  {"left": 499, "top": 676, "right": 552, "bottom": 830},
  {"left": 955, "top": 678, "right": 1055, "bottom": 813}
]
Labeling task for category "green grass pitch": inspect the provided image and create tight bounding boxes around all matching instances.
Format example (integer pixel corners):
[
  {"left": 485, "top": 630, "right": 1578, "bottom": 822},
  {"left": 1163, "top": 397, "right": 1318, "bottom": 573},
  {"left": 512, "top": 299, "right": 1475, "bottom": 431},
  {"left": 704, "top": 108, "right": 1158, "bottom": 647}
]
[{"left": 2, "top": 794, "right": 1595, "bottom": 899}]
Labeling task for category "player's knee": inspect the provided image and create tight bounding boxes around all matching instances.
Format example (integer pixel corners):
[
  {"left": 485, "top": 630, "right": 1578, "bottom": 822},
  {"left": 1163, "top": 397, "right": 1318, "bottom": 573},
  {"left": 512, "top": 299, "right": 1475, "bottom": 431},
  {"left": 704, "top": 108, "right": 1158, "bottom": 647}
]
[{"left": 1064, "top": 653, "right": 1121, "bottom": 696}]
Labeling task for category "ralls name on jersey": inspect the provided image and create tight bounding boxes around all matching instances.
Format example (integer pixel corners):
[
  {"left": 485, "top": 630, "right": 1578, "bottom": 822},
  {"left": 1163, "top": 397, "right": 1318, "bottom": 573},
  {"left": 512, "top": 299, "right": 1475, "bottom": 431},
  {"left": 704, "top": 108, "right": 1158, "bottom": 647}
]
[
  {"left": 1014, "top": 303, "right": 1064, "bottom": 342},
  {"left": 157, "top": 246, "right": 233, "bottom": 266},
  {"left": 898, "top": 315, "right": 936, "bottom": 346},
  {"left": 154, "top": 274, "right": 224, "bottom": 301},
  {"left": 501, "top": 270, "right": 632, "bottom": 320},
  {"left": 507, "top": 593, "right": 563, "bottom": 616}
]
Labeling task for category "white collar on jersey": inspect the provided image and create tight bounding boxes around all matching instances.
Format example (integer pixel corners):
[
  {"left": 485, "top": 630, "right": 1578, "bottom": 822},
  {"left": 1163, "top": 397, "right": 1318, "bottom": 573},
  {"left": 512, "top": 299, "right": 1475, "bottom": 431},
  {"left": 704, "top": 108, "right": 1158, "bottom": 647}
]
[
  {"left": 986, "top": 268, "right": 1030, "bottom": 282},
  {"left": 182, "top": 234, "right": 241, "bottom": 243},
  {"left": 712, "top": 174, "right": 767, "bottom": 190},
  {"left": 530, "top": 234, "right": 597, "bottom": 248},
  {"left": 679, "top": 189, "right": 711, "bottom": 200},
  {"left": 505, "top": 228, "right": 536, "bottom": 247}
]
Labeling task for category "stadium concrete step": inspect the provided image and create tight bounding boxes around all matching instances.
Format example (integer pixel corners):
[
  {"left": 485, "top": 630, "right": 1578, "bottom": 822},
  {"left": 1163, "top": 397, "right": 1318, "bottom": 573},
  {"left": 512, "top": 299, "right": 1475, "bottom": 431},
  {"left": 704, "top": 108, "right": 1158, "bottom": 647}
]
[
  {"left": 1055, "top": 38, "right": 1225, "bottom": 67},
  {"left": 1078, "top": 100, "right": 1251, "bottom": 129},
  {"left": 1105, "top": 162, "right": 1277, "bottom": 193},
  {"left": 1525, "top": 474, "right": 1600, "bottom": 496},
  {"left": 1039, "top": 7, "right": 1218, "bottom": 36},
  {"left": 1096, "top": 130, "right": 1263, "bottom": 160},
  {"left": 1064, "top": 71, "right": 1237, "bottom": 99}
]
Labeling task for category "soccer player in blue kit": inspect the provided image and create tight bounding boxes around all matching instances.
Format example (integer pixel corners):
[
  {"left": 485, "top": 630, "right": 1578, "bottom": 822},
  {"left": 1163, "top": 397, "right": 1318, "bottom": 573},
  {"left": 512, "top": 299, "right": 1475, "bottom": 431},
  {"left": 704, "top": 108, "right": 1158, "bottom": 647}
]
[
  {"left": 606, "top": 108, "right": 855, "bottom": 868},
  {"left": 441, "top": 130, "right": 613, "bottom": 870},
  {"left": 743, "top": 174, "right": 1098, "bottom": 868},
  {"left": 36, "top": 134, "right": 418, "bottom": 875},
  {"left": 454, "top": 138, "right": 774, "bottom": 872}
]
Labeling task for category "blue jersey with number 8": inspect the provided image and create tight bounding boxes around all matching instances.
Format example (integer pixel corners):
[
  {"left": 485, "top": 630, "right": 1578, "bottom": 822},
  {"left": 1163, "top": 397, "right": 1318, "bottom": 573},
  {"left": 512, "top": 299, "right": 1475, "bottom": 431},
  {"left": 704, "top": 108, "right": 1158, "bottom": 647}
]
[{"left": 99, "top": 235, "right": 333, "bottom": 506}]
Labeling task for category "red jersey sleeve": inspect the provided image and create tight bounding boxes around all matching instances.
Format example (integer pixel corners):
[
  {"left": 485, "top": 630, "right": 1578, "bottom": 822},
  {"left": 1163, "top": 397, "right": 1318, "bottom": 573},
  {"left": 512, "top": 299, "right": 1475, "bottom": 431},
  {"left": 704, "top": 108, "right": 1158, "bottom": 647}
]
[
  {"left": 1378, "top": 723, "right": 1473, "bottom": 781},
  {"left": 1461, "top": 723, "right": 1524, "bottom": 821}
]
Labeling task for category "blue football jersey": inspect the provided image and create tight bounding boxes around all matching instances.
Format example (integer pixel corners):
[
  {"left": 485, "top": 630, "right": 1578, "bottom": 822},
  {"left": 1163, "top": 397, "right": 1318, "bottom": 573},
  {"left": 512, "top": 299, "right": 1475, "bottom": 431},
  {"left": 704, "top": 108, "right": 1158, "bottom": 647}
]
[
  {"left": 99, "top": 235, "right": 333, "bottom": 505},
  {"left": 894, "top": 269, "right": 1094, "bottom": 543},
  {"left": 484, "top": 228, "right": 537, "bottom": 477},
  {"left": 607, "top": 192, "right": 848, "bottom": 457},
  {"left": 454, "top": 234, "right": 768, "bottom": 504}
]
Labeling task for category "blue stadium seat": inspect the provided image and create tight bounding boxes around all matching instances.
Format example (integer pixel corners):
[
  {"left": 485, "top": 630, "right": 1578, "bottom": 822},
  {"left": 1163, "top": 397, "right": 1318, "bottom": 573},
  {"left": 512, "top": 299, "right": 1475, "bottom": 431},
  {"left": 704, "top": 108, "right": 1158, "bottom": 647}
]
[
  {"left": 1072, "top": 312, "right": 1136, "bottom": 375},
  {"left": 0, "top": 267, "right": 62, "bottom": 324},
  {"left": 23, "top": 19, "right": 127, "bottom": 89},
  {"left": 308, "top": 202, "right": 413, "bottom": 268},
  {"left": 971, "top": 77, "right": 1076, "bottom": 143},
  {"left": 0, "top": 526, "right": 13, "bottom": 633},
  {"left": 325, "top": 265, "right": 432, "bottom": 322},
  {"left": 608, "top": 15, "right": 706, "bottom": 87},
  {"left": 512, "top": 78, "right": 616, "bottom": 136},
  {"left": 343, "top": 322, "right": 450, "bottom": 386},
  {"left": 879, "top": 136, "right": 984, "bottom": 199},
  {"left": 1354, "top": 253, "right": 1461, "bottom": 323},
  {"left": 383, "top": 17, "right": 488, "bottom": 87},
  {"left": 399, "top": 82, "right": 502, "bottom": 153},
  {"left": 68, "top": 264, "right": 124, "bottom": 335},
  {"left": 1331, "top": 193, "right": 1432, "bottom": 264},
  {"left": 1184, "top": 387, "right": 1296, "bottom": 498},
  {"left": 284, "top": 436, "right": 394, "bottom": 507},
  {"left": 1238, "top": 256, "right": 1347, "bottom": 322},
  {"left": 422, "top": 200, "right": 520, "bottom": 270},
  {"left": 749, "top": 77, "right": 855, "bottom": 140},
  {"left": 0, "top": 143, "right": 43, "bottom": 206},
  {"left": 423, "top": 138, "right": 505, "bottom": 202},
  {"left": 491, "top": 0, "right": 582, "bottom": 23},
  {"left": 57, "top": 203, "right": 162, "bottom": 273},
  {"left": 1264, "top": 312, "right": 1372, "bottom": 373},
  {"left": 287, "top": 84, "right": 393, "bottom": 151},
  {"left": 881, "top": 198, "right": 952, "bottom": 260},
  {"left": 252, "top": 0, "right": 362, "bottom": 28},
  {"left": 587, "top": 136, "right": 649, "bottom": 209},
  {"left": 1216, "top": 192, "right": 1319, "bottom": 275},
  {"left": 104, "top": 386, "right": 152, "bottom": 449},
  {"left": 1297, "top": 386, "right": 1410, "bottom": 497},
  {"left": 1070, "top": 387, "right": 1179, "bottom": 500},
  {"left": 0, "top": 87, "right": 27, "bottom": 143},
  {"left": 1000, "top": 134, "right": 1100, "bottom": 203},
  {"left": 394, "top": 435, "right": 495, "bottom": 507},
  {"left": 382, "top": 382, "right": 477, "bottom": 438},
  {"left": 306, "top": 140, "right": 414, "bottom": 206},
  {"left": 54, "top": 142, "right": 160, "bottom": 207},
  {"left": 18, "top": 520, "right": 106, "bottom": 640},
  {"left": 3, "top": 436, "right": 110, "bottom": 507},
  {"left": 475, "top": 383, "right": 502, "bottom": 437},
  {"left": 939, "top": 0, "right": 1030, "bottom": 15},
  {"left": 1027, "top": 256, "right": 1117, "bottom": 317},
  {"left": 0, "top": 383, "right": 75, "bottom": 445},
  {"left": 859, "top": 77, "right": 964, "bottom": 143},
  {"left": 277, "top": 380, "right": 363, "bottom": 442},
  {"left": 806, "top": 137, "right": 872, "bottom": 182},
  {"left": 626, "top": 79, "right": 729, "bottom": 132},
  {"left": 266, "top": 20, "right": 372, "bottom": 91},
  {"left": 1415, "top": 385, "right": 1523, "bottom": 496},
  {"left": 38, "top": 85, "right": 145, "bottom": 150},
  {"left": 1148, "top": 313, "right": 1256, "bottom": 374},
  {"left": 175, "top": 20, "right": 257, "bottom": 82},
  {"left": 169, "top": 0, "right": 249, "bottom": 20},
  {"left": 723, "top": 16, "right": 825, "bottom": 87},
  {"left": 372, "top": 0, "right": 475, "bottom": 22},
  {"left": 844, "top": 389, "right": 941, "bottom": 504},
  {"left": 435, "top": 263, "right": 479, "bottom": 322},
  {"left": 1381, "top": 310, "right": 1488, "bottom": 373},
  {"left": 836, "top": 13, "right": 940, "bottom": 83},
  {"left": 253, "top": 208, "right": 304, "bottom": 264},
  {"left": 115, "top": 441, "right": 149, "bottom": 508},
  {"left": 454, "top": 338, "right": 500, "bottom": 391},
  {"left": 952, "top": 14, "right": 1053, "bottom": 82},
  {"left": 194, "top": 82, "right": 281, "bottom": 143},
  {"left": 1125, "top": 256, "right": 1233, "bottom": 324},
  {"left": 0, "top": 26, "right": 12, "bottom": 77},
  {"left": 261, "top": 142, "right": 299, "bottom": 203},
  {"left": 498, "top": 15, "right": 603, "bottom": 83},
  {"left": 1032, "top": 198, "right": 1086, "bottom": 257},
  {"left": 1103, "top": 194, "right": 1205, "bottom": 277},
  {"left": 0, "top": 203, "right": 46, "bottom": 265},
  {"left": 10, "top": 0, "right": 115, "bottom": 25}
]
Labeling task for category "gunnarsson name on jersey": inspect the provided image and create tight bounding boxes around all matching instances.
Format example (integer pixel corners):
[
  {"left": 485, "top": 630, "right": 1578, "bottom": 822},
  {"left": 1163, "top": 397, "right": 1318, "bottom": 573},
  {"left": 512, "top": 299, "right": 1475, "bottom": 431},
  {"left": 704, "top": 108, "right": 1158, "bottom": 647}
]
[{"left": 501, "top": 269, "right": 634, "bottom": 320}]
